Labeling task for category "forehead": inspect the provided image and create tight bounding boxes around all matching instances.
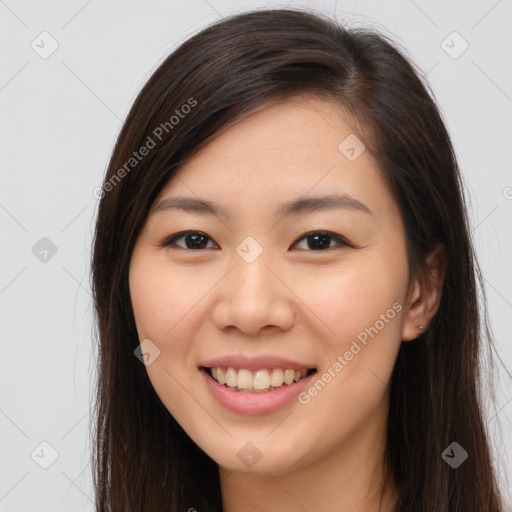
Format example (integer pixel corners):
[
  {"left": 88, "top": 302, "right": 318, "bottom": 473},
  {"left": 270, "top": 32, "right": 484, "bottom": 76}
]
[{"left": 153, "top": 96, "right": 396, "bottom": 223}]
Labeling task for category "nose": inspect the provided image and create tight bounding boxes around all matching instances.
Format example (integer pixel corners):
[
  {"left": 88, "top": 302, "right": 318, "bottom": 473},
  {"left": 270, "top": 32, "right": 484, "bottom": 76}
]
[{"left": 211, "top": 250, "right": 295, "bottom": 336}]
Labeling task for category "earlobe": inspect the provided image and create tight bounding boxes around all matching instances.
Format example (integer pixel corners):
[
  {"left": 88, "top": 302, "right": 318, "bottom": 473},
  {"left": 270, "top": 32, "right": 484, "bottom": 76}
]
[{"left": 401, "top": 243, "right": 448, "bottom": 342}]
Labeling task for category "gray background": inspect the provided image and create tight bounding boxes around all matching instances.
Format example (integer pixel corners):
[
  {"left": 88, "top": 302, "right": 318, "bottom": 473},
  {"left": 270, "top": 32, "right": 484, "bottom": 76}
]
[{"left": 1, "top": 0, "right": 511, "bottom": 510}]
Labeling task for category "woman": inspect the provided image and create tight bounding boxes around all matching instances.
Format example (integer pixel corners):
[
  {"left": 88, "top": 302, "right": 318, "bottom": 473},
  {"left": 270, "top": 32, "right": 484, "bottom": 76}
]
[{"left": 90, "top": 7, "right": 507, "bottom": 511}]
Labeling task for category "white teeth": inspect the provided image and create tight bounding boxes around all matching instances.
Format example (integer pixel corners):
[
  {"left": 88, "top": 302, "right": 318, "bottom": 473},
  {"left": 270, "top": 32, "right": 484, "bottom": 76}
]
[
  {"left": 209, "top": 366, "right": 312, "bottom": 392},
  {"left": 225, "top": 367, "right": 237, "bottom": 387},
  {"left": 253, "top": 369, "right": 270, "bottom": 389},
  {"left": 237, "top": 369, "right": 253, "bottom": 389},
  {"left": 283, "top": 369, "right": 295, "bottom": 385},
  {"left": 270, "top": 368, "right": 284, "bottom": 387}
]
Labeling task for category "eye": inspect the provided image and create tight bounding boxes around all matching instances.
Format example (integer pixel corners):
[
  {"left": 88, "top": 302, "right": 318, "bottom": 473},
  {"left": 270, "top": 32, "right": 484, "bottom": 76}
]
[
  {"left": 291, "top": 231, "right": 352, "bottom": 251},
  {"left": 161, "top": 231, "right": 218, "bottom": 250},
  {"left": 161, "top": 230, "right": 352, "bottom": 251}
]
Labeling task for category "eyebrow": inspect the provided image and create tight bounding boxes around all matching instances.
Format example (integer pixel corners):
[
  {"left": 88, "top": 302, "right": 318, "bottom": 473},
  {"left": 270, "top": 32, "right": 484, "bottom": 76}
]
[{"left": 151, "top": 194, "right": 373, "bottom": 219}]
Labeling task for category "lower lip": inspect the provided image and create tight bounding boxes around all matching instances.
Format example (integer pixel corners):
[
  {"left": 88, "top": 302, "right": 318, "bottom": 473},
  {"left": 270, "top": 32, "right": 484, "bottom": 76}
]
[{"left": 200, "top": 368, "right": 315, "bottom": 415}]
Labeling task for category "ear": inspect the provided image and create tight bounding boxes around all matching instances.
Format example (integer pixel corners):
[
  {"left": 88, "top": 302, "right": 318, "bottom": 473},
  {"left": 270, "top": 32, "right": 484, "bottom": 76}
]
[{"left": 401, "top": 243, "right": 448, "bottom": 342}]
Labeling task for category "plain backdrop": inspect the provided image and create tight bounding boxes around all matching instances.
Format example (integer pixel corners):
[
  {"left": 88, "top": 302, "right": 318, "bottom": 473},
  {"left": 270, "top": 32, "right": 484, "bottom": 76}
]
[{"left": 1, "top": 0, "right": 511, "bottom": 510}]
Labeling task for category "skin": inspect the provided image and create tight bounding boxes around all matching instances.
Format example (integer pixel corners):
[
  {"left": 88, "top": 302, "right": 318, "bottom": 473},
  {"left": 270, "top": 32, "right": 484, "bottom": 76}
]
[{"left": 129, "top": 95, "right": 447, "bottom": 512}]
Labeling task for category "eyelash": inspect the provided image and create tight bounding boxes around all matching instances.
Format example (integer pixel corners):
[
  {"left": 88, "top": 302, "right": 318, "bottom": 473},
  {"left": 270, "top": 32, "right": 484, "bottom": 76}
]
[{"left": 160, "top": 230, "right": 354, "bottom": 252}]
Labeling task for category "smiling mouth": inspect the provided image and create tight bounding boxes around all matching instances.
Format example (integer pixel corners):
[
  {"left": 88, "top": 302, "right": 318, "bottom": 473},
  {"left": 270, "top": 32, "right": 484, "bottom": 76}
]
[{"left": 201, "top": 366, "right": 317, "bottom": 393}]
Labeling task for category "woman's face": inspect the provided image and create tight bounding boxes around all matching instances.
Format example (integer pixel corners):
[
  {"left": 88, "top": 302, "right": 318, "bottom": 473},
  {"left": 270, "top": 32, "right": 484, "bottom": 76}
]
[{"left": 129, "top": 95, "right": 414, "bottom": 475}]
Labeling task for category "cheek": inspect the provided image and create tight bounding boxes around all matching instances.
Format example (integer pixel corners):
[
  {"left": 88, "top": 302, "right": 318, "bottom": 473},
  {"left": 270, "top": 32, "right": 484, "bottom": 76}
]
[
  {"left": 293, "top": 260, "right": 403, "bottom": 347},
  {"left": 294, "top": 254, "right": 406, "bottom": 407},
  {"left": 129, "top": 258, "right": 201, "bottom": 415},
  {"left": 129, "top": 259, "right": 198, "bottom": 340},
  {"left": 296, "top": 269, "right": 404, "bottom": 438}
]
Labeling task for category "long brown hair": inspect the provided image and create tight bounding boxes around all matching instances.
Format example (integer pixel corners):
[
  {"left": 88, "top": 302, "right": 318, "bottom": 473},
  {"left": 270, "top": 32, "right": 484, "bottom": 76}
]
[{"left": 90, "top": 7, "right": 507, "bottom": 511}]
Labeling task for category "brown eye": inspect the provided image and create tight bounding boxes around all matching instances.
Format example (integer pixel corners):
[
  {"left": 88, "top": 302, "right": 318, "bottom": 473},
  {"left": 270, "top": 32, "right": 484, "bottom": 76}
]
[
  {"left": 292, "top": 231, "right": 352, "bottom": 251},
  {"left": 162, "top": 231, "right": 218, "bottom": 250},
  {"left": 161, "top": 230, "right": 352, "bottom": 251}
]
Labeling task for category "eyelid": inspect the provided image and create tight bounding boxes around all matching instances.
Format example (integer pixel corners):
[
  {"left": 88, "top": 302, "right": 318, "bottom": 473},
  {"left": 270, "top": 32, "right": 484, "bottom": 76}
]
[{"left": 161, "top": 230, "right": 354, "bottom": 251}]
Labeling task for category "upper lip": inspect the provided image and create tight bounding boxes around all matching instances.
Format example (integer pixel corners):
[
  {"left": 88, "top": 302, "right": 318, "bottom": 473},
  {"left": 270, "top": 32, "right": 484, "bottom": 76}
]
[{"left": 200, "top": 355, "right": 316, "bottom": 371}]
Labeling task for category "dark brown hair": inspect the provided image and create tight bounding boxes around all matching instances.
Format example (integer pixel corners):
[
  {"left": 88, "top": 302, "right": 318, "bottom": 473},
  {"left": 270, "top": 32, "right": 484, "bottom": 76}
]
[{"left": 90, "top": 7, "right": 507, "bottom": 511}]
